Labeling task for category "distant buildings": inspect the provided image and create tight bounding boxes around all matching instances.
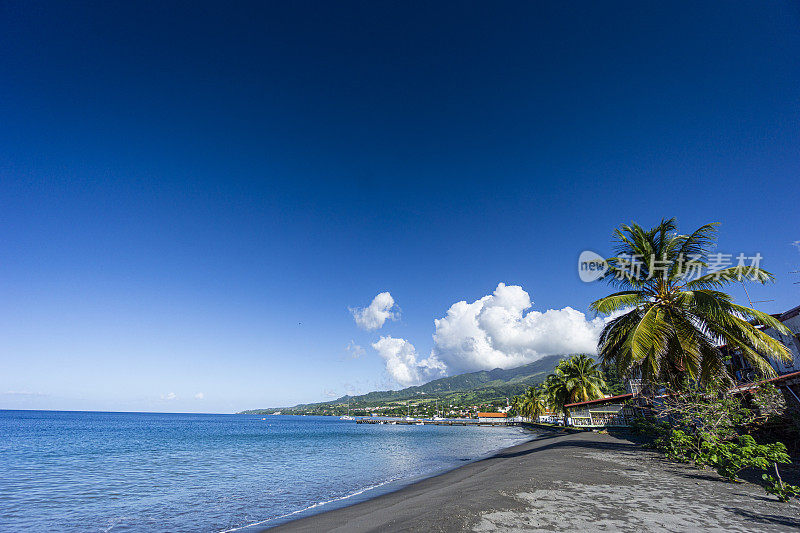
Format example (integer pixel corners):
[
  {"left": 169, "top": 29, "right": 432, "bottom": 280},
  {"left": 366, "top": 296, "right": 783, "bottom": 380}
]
[{"left": 476, "top": 412, "right": 507, "bottom": 423}]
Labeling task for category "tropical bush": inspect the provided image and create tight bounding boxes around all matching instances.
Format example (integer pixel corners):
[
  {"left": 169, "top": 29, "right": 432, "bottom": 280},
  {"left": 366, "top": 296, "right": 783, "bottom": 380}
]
[
  {"left": 701, "top": 435, "right": 790, "bottom": 482},
  {"left": 762, "top": 473, "right": 800, "bottom": 503},
  {"left": 633, "top": 383, "right": 795, "bottom": 500}
]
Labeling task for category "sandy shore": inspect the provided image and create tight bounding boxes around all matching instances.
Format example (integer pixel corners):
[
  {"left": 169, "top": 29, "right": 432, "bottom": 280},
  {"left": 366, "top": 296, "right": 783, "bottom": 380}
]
[{"left": 267, "top": 429, "right": 800, "bottom": 532}]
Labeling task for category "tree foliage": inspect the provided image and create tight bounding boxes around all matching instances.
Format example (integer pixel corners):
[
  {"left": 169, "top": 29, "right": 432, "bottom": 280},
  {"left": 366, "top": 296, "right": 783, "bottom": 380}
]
[
  {"left": 591, "top": 218, "right": 791, "bottom": 387},
  {"left": 633, "top": 383, "right": 795, "bottom": 501},
  {"left": 543, "top": 354, "right": 607, "bottom": 417}
]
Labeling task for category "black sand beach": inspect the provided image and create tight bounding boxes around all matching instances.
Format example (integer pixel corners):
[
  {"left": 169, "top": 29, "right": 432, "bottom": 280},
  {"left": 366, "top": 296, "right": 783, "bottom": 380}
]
[{"left": 268, "top": 430, "right": 800, "bottom": 532}]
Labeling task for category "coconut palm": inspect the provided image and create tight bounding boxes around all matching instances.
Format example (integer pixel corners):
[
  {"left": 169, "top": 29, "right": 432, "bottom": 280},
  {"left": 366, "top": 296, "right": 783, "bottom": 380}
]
[
  {"left": 510, "top": 395, "right": 524, "bottom": 417},
  {"left": 544, "top": 356, "right": 607, "bottom": 418},
  {"left": 561, "top": 354, "right": 607, "bottom": 402},
  {"left": 591, "top": 218, "right": 791, "bottom": 388},
  {"left": 519, "top": 386, "right": 548, "bottom": 422},
  {"left": 543, "top": 368, "right": 571, "bottom": 419}
]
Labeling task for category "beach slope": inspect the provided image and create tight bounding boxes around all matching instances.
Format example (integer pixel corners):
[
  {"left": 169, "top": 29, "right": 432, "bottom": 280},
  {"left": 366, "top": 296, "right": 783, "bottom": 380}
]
[{"left": 268, "top": 430, "right": 800, "bottom": 532}]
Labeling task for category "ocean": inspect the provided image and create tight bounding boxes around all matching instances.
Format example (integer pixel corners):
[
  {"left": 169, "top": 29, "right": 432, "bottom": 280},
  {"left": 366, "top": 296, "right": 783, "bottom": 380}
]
[{"left": 0, "top": 410, "right": 533, "bottom": 532}]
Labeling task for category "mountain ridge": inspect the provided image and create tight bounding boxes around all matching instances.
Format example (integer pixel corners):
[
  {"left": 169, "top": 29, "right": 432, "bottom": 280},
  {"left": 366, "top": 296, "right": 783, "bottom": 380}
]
[{"left": 240, "top": 354, "right": 572, "bottom": 414}]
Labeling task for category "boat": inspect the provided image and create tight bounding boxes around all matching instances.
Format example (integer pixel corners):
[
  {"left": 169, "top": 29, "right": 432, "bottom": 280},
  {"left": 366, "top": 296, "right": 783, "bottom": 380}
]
[{"left": 340, "top": 399, "right": 355, "bottom": 420}]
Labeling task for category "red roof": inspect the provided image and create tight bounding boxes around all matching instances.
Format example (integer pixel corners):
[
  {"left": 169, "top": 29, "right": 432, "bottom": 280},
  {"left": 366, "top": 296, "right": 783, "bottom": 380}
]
[
  {"left": 564, "top": 393, "right": 634, "bottom": 408},
  {"left": 730, "top": 369, "right": 800, "bottom": 393},
  {"left": 475, "top": 412, "right": 507, "bottom": 418}
]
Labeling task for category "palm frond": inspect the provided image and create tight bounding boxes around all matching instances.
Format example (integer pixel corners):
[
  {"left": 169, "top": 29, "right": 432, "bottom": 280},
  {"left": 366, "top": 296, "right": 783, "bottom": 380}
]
[{"left": 590, "top": 291, "right": 644, "bottom": 314}]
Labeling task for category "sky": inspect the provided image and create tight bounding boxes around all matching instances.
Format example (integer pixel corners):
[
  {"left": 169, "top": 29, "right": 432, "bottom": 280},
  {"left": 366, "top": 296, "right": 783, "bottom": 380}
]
[{"left": 1, "top": 1, "right": 799, "bottom": 413}]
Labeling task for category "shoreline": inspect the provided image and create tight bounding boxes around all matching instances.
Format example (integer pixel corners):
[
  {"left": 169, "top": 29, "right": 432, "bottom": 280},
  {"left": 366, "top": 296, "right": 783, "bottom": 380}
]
[
  {"left": 265, "top": 430, "right": 800, "bottom": 532},
  {"left": 225, "top": 424, "right": 545, "bottom": 532}
]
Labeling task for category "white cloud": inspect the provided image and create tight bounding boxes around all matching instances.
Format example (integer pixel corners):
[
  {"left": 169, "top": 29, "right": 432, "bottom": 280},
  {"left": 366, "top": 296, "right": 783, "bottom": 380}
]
[
  {"left": 324, "top": 389, "right": 338, "bottom": 398},
  {"left": 194, "top": 392, "right": 204, "bottom": 400},
  {"left": 431, "top": 283, "right": 609, "bottom": 374},
  {"left": 161, "top": 392, "right": 177, "bottom": 401},
  {"left": 351, "top": 292, "right": 399, "bottom": 330},
  {"left": 345, "top": 340, "right": 365, "bottom": 359},
  {"left": 792, "top": 240, "right": 800, "bottom": 252},
  {"left": 371, "top": 336, "right": 447, "bottom": 387}
]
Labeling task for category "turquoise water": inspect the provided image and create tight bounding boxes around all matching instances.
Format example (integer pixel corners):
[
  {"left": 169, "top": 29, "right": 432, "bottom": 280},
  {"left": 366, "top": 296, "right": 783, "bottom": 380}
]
[{"left": 0, "top": 410, "right": 533, "bottom": 532}]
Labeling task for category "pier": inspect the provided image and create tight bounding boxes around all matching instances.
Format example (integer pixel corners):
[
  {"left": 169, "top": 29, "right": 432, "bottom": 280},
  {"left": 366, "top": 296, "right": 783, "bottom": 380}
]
[{"left": 354, "top": 418, "right": 521, "bottom": 427}]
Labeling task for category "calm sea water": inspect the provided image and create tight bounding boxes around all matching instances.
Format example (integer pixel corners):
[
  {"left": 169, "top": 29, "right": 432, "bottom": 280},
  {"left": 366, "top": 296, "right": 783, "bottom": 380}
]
[{"left": 0, "top": 410, "right": 533, "bottom": 532}]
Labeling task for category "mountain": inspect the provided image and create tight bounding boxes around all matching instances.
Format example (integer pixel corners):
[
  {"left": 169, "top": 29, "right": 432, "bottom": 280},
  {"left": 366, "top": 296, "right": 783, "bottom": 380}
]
[{"left": 239, "top": 354, "right": 570, "bottom": 414}]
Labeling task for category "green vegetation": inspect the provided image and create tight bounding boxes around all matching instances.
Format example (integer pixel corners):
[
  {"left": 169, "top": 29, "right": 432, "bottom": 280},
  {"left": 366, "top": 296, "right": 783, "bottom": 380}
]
[
  {"left": 239, "top": 354, "right": 568, "bottom": 416},
  {"left": 591, "top": 218, "right": 791, "bottom": 387},
  {"left": 513, "top": 354, "right": 608, "bottom": 420},
  {"left": 762, "top": 472, "right": 800, "bottom": 503},
  {"left": 632, "top": 383, "right": 798, "bottom": 502},
  {"left": 512, "top": 386, "right": 548, "bottom": 421}
]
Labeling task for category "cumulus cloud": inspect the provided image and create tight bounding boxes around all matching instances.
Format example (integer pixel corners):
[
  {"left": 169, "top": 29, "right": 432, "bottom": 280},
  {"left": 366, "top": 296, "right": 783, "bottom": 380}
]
[
  {"left": 345, "top": 340, "right": 365, "bottom": 359},
  {"left": 194, "top": 392, "right": 204, "bottom": 400},
  {"left": 351, "top": 292, "right": 399, "bottom": 330},
  {"left": 792, "top": 240, "right": 800, "bottom": 252},
  {"left": 432, "top": 283, "right": 609, "bottom": 374},
  {"left": 161, "top": 392, "right": 177, "bottom": 401},
  {"left": 372, "top": 336, "right": 447, "bottom": 387}
]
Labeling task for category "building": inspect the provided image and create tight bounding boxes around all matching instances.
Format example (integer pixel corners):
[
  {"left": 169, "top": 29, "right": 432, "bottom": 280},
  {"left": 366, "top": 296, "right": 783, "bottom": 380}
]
[
  {"left": 476, "top": 412, "right": 507, "bottom": 423},
  {"left": 537, "top": 410, "right": 561, "bottom": 424},
  {"left": 566, "top": 369, "right": 800, "bottom": 430},
  {"left": 729, "top": 369, "right": 800, "bottom": 409},
  {"left": 564, "top": 394, "right": 635, "bottom": 428}
]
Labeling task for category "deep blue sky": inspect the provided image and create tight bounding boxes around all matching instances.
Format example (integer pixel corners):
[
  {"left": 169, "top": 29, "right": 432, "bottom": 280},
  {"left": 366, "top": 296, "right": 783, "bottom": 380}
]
[{"left": 1, "top": 1, "right": 799, "bottom": 412}]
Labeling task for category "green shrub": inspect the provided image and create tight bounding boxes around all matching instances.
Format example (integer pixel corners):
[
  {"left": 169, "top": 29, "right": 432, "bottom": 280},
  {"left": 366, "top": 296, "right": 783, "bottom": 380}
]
[
  {"left": 701, "top": 435, "right": 790, "bottom": 482},
  {"left": 654, "top": 429, "right": 696, "bottom": 463},
  {"left": 762, "top": 473, "right": 800, "bottom": 503}
]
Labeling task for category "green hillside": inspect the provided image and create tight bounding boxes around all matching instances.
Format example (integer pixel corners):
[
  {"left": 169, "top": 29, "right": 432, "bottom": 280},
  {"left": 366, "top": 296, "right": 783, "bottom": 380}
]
[{"left": 240, "top": 354, "right": 570, "bottom": 416}]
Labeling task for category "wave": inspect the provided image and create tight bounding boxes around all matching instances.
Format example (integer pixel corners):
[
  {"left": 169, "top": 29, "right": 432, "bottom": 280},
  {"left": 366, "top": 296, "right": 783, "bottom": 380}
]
[{"left": 218, "top": 476, "right": 402, "bottom": 532}]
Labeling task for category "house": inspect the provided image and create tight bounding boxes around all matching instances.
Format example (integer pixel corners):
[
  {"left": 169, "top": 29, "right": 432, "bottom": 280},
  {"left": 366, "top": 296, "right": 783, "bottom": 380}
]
[
  {"left": 564, "top": 394, "right": 635, "bottom": 428},
  {"left": 566, "top": 369, "right": 800, "bottom": 430},
  {"left": 476, "top": 412, "right": 507, "bottom": 423},
  {"left": 537, "top": 410, "right": 561, "bottom": 424}
]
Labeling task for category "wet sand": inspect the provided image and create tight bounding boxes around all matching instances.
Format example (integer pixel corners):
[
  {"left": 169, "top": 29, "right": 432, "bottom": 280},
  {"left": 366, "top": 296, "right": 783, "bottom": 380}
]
[{"left": 267, "top": 429, "right": 800, "bottom": 532}]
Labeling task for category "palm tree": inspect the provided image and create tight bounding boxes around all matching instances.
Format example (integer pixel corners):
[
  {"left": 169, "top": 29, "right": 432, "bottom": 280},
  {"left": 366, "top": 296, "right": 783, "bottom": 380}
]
[
  {"left": 562, "top": 354, "right": 607, "bottom": 402},
  {"left": 591, "top": 218, "right": 791, "bottom": 388},
  {"left": 543, "top": 368, "right": 571, "bottom": 420},
  {"left": 510, "top": 395, "right": 525, "bottom": 418},
  {"left": 544, "top": 356, "right": 606, "bottom": 419},
  {"left": 519, "top": 386, "right": 548, "bottom": 422}
]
